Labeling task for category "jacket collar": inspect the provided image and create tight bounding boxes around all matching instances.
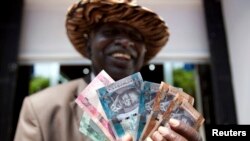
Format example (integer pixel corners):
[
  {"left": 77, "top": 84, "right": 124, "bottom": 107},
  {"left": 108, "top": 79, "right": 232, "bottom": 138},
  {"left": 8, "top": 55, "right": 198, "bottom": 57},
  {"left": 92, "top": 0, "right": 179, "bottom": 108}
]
[{"left": 70, "top": 78, "right": 89, "bottom": 129}]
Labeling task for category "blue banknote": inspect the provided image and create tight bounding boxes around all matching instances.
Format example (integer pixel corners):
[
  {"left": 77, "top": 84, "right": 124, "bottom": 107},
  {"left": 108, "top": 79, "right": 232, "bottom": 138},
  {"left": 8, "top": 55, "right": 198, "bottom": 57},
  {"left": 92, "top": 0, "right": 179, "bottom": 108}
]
[
  {"left": 137, "top": 81, "right": 160, "bottom": 141},
  {"left": 97, "top": 72, "right": 143, "bottom": 139}
]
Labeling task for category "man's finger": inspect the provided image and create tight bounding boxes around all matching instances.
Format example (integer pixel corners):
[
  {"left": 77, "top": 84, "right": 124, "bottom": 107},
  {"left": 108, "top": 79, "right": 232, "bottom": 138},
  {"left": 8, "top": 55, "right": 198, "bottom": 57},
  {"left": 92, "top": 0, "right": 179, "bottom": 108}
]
[
  {"left": 158, "top": 126, "right": 187, "bottom": 141},
  {"left": 151, "top": 131, "right": 167, "bottom": 141},
  {"left": 169, "top": 118, "right": 202, "bottom": 141}
]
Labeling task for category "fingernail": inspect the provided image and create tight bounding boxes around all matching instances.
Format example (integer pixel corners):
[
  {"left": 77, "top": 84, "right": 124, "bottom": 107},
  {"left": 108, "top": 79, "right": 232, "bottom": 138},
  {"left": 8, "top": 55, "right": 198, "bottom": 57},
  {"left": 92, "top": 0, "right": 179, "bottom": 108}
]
[
  {"left": 169, "top": 118, "right": 180, "bottom": 127},
  {"left": 158, "top": 126, "right": 176, "bottom": 138},
  {"left": 159, "top": 126, "right": 170, "bottom": 134}
]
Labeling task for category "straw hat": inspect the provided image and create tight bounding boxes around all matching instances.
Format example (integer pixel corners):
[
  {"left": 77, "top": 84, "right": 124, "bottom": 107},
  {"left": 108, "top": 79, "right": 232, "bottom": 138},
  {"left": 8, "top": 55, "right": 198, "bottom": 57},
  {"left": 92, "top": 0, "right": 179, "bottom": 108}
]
[{"left": 66, "top": 0, "right": 169, "bottom": 64}]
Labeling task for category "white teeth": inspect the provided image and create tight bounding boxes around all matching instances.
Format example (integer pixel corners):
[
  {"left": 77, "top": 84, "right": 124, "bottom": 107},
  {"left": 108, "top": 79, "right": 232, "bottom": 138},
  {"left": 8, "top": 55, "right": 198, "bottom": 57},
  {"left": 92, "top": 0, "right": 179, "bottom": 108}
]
[{"left": 112, "top": 53, "right": 131, "bottom": 60}]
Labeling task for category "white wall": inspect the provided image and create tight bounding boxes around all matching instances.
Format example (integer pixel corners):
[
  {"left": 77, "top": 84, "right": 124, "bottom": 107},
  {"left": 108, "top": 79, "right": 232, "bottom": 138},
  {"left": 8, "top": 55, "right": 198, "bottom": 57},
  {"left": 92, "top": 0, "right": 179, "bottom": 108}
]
[
  {"left": 221, "top": 0, "right": 250, "bottom": 124},
  {"left": 19, "top": 0, "right": 83, "bottom": 64},
  {"left": 18, "top": 0, "right": 209, "bottom": 64}
]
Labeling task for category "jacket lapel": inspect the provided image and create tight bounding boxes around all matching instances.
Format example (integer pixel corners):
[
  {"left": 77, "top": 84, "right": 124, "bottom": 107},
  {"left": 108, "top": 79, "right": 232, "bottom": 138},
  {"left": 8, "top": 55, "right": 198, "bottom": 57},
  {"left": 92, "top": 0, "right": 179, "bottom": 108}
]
[{"left": 70, "top": 78, "right": 87, "bottom": 128}]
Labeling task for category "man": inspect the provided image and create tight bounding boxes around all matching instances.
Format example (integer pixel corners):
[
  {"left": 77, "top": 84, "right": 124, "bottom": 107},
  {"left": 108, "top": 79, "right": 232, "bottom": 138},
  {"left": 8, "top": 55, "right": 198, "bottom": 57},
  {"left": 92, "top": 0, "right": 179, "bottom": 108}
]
[{"left": 14, "top": 0, "right": 202, "bottom": 141}]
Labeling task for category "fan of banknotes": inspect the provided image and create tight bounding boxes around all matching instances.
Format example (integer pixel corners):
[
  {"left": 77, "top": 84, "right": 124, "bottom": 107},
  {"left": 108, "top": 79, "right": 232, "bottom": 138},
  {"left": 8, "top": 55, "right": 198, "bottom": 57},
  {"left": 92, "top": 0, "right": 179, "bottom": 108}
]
[{"left": 75, "top": 70, "right": 205, "bottom": 141}]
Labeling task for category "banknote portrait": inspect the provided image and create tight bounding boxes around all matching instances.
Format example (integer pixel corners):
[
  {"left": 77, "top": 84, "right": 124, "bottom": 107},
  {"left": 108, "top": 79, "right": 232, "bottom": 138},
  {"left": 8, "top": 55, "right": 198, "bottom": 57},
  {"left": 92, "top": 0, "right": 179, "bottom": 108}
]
[
  {"left": 171, "top": 107, "right": 195, "bottom": 127},
  {"left": 145, "top": 99, "right": 154, "bottom": 114},
  {"left": 159, "top": 93, "right": 175, "bottom": 113},
  {"left": 139, "top": 82, "right": 159, "bottom": 115},
  {"left": 144, "top": 87, "right": 158, "bottom": 114},
  {"left": 110, "top": 87, "right": 140, "bottom": 120}
]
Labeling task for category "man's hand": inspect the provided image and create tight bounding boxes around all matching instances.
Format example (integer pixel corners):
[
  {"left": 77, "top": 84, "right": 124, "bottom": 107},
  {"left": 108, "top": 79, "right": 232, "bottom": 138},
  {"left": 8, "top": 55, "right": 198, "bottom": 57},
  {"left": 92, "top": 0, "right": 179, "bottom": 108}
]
[{"left": 148, "top": 118, "right": 202, "bottom": 141}]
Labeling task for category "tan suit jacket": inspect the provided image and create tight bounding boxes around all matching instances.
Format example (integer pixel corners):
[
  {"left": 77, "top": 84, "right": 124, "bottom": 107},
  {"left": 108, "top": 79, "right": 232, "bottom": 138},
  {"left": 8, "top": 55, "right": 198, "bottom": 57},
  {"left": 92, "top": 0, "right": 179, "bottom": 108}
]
[{"left": 14, "top": 78, "right": 92, "bottom": 141}]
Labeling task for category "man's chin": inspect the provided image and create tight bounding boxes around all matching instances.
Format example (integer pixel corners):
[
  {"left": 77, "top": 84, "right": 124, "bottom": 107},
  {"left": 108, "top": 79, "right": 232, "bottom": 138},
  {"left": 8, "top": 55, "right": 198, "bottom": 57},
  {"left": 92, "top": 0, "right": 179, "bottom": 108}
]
[{"left": 105, "top": 68, "right": 134, "bottom": 81}]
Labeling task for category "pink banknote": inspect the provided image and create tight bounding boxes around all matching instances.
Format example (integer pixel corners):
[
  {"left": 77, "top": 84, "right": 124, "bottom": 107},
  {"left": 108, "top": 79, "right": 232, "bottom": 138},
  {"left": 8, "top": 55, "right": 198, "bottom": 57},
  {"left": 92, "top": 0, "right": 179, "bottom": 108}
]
[{"left": 75, "top": 70, "right": 115, "bottom": 120}]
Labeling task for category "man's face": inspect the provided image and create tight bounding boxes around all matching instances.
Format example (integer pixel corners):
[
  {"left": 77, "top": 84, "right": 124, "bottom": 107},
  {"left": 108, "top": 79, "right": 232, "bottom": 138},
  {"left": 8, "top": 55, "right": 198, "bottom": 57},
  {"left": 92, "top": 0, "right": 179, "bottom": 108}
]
[
  {"left": 88, "top": 23, "right": 147, "bottom": 80},
  {"left": 121, "top": 94, "right": 131, "bottom": 107}
]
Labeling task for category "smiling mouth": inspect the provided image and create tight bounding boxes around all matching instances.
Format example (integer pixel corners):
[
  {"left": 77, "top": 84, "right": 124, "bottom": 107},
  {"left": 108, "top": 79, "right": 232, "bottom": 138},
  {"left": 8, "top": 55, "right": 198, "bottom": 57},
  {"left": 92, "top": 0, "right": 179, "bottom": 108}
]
[{"left": 112, "top": 52, "right": 132, "bottom": 60}]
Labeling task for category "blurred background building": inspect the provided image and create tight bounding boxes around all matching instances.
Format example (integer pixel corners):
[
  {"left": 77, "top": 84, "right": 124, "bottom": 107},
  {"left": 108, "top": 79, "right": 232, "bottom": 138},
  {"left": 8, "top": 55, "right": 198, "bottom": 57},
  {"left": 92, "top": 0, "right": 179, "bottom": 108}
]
[{"left": 0, "top": 0, "right": 249, "bottom": 141}]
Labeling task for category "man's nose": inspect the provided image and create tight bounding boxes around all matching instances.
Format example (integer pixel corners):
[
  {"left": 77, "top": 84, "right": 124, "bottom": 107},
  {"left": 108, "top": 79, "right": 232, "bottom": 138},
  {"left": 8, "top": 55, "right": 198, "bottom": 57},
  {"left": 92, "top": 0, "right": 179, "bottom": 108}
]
[{"left": 114, "top": 38, "right": 135, "bottom": 48}]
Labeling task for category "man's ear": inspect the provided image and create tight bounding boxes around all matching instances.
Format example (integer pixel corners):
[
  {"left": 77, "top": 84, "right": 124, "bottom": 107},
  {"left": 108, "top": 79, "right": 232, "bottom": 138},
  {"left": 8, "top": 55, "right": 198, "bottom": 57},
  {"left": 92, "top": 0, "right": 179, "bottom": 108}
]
[
  {"left": 85, "top": 40, "right": 92, "bottom": 58},
  {"left": 85, "top": 29, "right": 96, "bottom": 59}
]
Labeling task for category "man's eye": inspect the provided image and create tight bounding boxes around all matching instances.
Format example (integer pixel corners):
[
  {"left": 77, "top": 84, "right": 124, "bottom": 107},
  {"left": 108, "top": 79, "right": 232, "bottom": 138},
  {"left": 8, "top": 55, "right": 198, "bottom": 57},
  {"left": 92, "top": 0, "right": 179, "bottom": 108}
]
[
  {"left": 130, "top": 32, "right": 144, "bottom": 42},
  {"left": 103, "top": 29, "right": 119, "bottom": 37}
]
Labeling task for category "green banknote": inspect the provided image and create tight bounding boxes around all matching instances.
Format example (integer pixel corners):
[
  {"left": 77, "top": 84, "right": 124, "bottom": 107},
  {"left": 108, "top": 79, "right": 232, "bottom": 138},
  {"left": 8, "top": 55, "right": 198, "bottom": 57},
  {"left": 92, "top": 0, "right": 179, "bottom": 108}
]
[{"left": 79, "top": 112, "right": 109, "bottom": 141}]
